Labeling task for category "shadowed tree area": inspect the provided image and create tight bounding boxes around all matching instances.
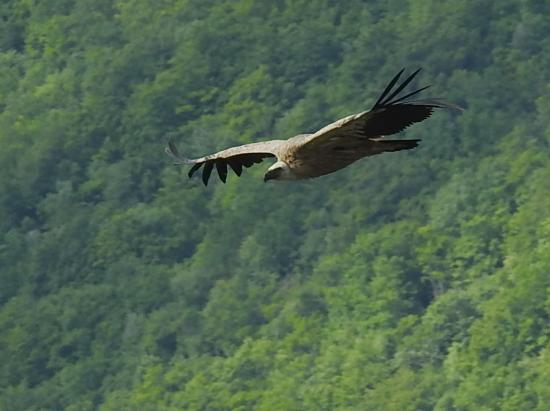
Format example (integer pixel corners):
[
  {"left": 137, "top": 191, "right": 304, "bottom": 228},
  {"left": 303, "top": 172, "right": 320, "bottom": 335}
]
[{"left": 1, "top": 1, "right": 550, "bottom": 410}]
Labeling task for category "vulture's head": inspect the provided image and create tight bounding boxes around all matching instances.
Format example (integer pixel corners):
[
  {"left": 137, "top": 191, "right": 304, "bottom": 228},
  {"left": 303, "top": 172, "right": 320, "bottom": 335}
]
[{"left": 264, "top": 161, "right": 295, "bottom": 182}]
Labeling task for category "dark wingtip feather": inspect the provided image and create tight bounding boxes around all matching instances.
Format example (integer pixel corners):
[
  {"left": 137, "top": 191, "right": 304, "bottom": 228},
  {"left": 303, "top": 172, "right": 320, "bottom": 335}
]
[
  {"left": 372, "top": 68, "right": 464, "bottom": 112},
  {"left": 379, "top": 68, "right": 422, "bottom": 107},
  {"left": 228, "top": 160, "right": 242, "bottom": 176},
  {"left": 409, "top": 98, "right": 465, "bottom": 111},
  {"left": 372, "top": 68, "right": 405, "bottom": 109},
  {"left": 168, "top": 139, "right": 178, "bottom": 156},
  {"left": 215, "top": 161, "right": 228, "bottom": 183},
  {"left": 188, "top": 163, "right": 202, "bottom": 178},
  {"left": 202, "top": 162, "right": 213, "bottom": 186},
  {"left": 165, "top": 138, "right": 180, "bottom": 160},
  {"left": 389, "top": 85, "right": 431, "bottom": 106},
  {"left": 165, "top": 139, "right": 193, "bottom": 165}
]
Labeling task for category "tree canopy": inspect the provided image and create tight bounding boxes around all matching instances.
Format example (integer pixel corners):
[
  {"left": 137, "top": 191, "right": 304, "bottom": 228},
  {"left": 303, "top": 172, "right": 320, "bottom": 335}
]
[{"left": 1, "top": 0, "right": 550, "bottom": 410}]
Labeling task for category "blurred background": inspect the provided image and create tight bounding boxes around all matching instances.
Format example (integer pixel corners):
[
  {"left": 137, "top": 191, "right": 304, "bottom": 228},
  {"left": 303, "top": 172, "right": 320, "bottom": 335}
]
[{"left": 1, "top": 1, "right": 550, "bottom": 410}]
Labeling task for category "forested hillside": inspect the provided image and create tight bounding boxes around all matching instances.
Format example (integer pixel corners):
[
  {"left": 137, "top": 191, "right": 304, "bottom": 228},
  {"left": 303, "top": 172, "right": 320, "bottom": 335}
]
[{"left": 2, "top": 1, "right": 550, "bottom": 410}]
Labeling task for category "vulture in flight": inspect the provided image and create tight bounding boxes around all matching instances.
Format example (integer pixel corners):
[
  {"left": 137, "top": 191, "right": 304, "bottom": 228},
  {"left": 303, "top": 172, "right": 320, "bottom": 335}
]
[{"left": 166, "top": 68, "right": 462, "bottom": 185}]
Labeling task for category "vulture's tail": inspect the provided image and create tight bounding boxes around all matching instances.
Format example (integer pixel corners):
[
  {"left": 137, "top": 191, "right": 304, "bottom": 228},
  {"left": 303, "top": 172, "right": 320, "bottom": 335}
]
[{"left": 375, "top": 139, "right": 421, "bottom": 153}]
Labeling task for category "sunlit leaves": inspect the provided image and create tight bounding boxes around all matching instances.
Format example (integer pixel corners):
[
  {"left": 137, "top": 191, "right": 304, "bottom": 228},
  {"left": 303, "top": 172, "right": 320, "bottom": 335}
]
[{"left": 3, "top": 0, "right": 550, "bottom": 410}]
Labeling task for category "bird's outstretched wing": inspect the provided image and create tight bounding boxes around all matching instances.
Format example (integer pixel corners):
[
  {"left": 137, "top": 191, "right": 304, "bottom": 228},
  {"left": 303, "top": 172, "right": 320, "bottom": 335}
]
[
  {"left": 297, "top": 68, "right": 462, "bottom": 154},
  {"left": 165, "top": 139, "right": 283, "bottom": 185}
]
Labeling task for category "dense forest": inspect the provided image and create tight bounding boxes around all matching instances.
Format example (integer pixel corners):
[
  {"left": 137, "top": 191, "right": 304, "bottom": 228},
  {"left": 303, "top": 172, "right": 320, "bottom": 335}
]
[{"left": 1, "top": 0, "right": 550, "bottom": 409}]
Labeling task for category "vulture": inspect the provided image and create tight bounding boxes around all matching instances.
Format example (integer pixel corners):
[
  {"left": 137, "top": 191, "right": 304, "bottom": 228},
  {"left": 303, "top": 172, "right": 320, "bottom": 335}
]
[{"left": 166, "top": 68, "right": 462, "bottom": 185}]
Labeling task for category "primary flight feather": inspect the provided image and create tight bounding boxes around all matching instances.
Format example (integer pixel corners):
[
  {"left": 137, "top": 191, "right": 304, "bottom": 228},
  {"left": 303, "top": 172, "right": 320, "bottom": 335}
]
[{"left": 166, "top": 68, "right": 462, "bottom": 185}]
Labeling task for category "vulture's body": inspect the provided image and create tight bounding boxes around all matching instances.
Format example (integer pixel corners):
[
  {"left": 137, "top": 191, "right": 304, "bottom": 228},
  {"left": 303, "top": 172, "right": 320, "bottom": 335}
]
[{"left": 166, "top": 69, "right": 462, "bottom": 185}]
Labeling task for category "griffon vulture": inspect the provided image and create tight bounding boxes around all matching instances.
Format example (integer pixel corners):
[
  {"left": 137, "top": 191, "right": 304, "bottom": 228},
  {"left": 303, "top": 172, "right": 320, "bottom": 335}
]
[{"left": 166, "top": 68, "right": 461, "bottom": 185}]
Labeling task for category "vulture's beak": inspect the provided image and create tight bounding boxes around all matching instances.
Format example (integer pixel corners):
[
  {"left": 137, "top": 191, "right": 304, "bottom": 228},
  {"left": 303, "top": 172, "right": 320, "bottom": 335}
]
[{"left": 264, "top": 167, "right": 282, "bottom": 182}]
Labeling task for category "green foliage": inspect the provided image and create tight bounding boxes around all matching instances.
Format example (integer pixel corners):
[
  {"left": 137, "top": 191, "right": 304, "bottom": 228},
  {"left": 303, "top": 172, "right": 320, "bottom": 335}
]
[{"left": 2, "top": 0, "right": 550, "bottom": 409}]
